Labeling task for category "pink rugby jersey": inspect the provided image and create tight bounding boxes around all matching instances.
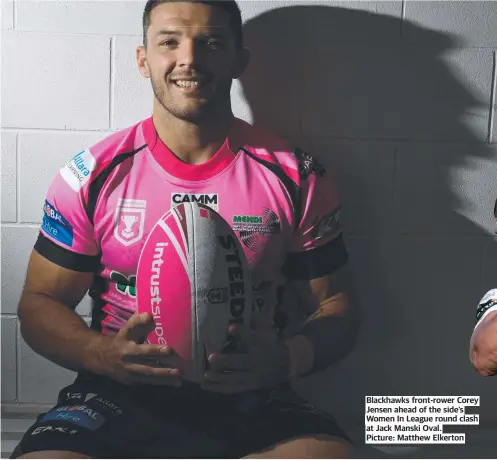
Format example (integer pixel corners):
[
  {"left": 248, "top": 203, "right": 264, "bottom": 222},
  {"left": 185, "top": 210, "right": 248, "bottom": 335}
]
[{"left": 36, "top": 117, "right": 348, "bottom": 336}]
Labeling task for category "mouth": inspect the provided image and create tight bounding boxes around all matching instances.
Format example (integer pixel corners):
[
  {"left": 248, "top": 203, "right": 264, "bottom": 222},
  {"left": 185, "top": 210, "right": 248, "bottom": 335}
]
[{"left": 171, "top": 78, "right": 210, "bottom": 92}]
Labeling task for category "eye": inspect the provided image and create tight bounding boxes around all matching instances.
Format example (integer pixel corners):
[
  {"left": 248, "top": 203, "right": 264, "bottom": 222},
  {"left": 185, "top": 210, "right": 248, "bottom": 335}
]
[
  {"left": 159, "top": 39, "right": 178, "bottom": 48},
  {"left": 205, "top": 39, "right": 224, "bottom": 50}
]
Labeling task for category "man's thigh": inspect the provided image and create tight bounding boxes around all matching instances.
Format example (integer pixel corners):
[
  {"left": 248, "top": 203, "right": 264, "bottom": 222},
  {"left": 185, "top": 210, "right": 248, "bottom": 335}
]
[
  {"left": 10, "top": 377, "right": 228, "bottom": 459},
  {"left": 244, "top": 435, "right": 352, "bottom": 459},
  {"left": 228, "top": 385, "right": 352, "bottom": 459}
]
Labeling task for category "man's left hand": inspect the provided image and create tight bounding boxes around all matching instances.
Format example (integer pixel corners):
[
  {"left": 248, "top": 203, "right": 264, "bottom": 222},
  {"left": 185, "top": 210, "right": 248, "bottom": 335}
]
[{"left": 201, "top": 325, "right": 290, "bottom": 394}]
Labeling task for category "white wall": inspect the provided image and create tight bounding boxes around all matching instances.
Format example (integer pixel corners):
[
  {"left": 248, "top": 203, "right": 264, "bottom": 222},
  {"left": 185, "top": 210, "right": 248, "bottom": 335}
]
[{"left": 1, "top": 0, "right": 496, "bottom": 447}]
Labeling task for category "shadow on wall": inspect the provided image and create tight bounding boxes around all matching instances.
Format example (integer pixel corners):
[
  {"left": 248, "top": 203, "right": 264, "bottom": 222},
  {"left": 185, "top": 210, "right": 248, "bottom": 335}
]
[{"left": 239, "top": 4, "right": 497, "bottom": 440}]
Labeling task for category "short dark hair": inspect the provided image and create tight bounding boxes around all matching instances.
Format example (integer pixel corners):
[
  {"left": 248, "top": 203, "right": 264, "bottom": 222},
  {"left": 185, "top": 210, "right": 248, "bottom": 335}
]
[{"left": 142, "top": 0, "right": 243, "bottom": 48}]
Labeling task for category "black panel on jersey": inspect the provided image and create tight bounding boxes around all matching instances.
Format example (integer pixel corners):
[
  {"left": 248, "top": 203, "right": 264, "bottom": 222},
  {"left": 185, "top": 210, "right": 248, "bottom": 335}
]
[
  {"left": 89, "top": 290, "right": 106, "bottom": 334},
  {"left": 241, "top": 149, "right": 302, "bottom": 228},
  {"left": 86, "top": 145, "right": 148, "bottom": 225},
  {"left": 282, "top": 235, "right": 348, "bottom": 280},
  {"left": 34, "top": 232, "right": 101, "bottom": 272}
]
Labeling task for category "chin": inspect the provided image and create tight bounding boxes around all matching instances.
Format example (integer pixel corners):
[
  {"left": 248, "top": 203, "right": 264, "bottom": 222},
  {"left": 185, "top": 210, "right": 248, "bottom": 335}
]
[
  {"left": 172, "top": 108, "right": 208, "bottom": 123},
  {"left": 166, "top": 100, "right": 217, "bottom": 123}
]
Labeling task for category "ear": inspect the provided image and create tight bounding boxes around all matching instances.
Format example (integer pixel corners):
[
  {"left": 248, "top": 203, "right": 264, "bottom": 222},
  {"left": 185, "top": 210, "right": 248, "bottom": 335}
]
[
  {"left": 231, "top": 47, "right": 250, "bottom": 79},
  {"left": 136, "top": 45, "right": 151, "bottom": 79}
]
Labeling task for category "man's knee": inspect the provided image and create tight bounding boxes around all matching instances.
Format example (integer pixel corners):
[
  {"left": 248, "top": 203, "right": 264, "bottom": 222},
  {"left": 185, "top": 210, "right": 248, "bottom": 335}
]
[
  {"left": 244, "top": 434, "right": 353, "bottom": 459},
  {"left": 15, "top": 450, "right": 91, "bottom": 459}
]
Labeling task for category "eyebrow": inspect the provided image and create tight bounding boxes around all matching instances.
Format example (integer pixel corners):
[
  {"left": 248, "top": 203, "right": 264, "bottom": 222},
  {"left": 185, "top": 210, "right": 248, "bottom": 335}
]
[
  {"left": 155, "top": 29, "right": 181, "bottom": 36},
  {"left": 154, "top": 28, "right": 227, "bottom": 40}
]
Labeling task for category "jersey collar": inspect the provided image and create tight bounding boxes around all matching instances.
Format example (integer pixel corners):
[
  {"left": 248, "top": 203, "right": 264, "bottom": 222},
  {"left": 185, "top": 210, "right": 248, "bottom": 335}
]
[{"left": 142, "top": 115, "right": 244, "bottom": 181}]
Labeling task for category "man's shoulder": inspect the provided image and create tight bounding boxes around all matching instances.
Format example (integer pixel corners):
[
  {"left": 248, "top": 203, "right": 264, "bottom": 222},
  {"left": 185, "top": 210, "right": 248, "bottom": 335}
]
[
  {"left": 57, "top": 119, "right": 149, "bottom": 193},
  {"left": 236, "top": 118, "right": 292, "bottom": 155},
  {"left": 85, "top": 118, "right": 149, "bottom": 166},
  {"left": 236, "top": 119, "right": 325, "bottom": 183}
]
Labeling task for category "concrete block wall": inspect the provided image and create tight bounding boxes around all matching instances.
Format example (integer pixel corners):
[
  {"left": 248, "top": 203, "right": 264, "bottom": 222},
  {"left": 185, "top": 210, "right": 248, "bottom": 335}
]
[{"left": 1, "top": 0, "right": 496, "bottom": 442}]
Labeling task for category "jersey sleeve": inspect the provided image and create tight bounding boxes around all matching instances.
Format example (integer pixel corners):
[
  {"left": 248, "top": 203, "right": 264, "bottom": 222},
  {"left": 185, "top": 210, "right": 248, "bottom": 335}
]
[
  {"left": 282, "top": 152, "right": 348, "bottom": 280},
  {"left": 35, "top": 150, "right": 101, "bottom": 272},
  {"left": 474, "top": 289, "right": 497, "bottom": 330}
]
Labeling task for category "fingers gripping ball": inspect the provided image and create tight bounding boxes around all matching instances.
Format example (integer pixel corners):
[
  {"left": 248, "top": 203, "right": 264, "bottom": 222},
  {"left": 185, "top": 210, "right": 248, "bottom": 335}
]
[{"left": 136, "top": 202, "right": 253, "bottom": 382}]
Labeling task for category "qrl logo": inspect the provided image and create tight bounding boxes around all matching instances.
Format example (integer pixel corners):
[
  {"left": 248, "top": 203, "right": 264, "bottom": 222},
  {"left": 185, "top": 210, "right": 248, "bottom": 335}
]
[{"left": 114, "top": 199, "right": 147, "bottom": 246}]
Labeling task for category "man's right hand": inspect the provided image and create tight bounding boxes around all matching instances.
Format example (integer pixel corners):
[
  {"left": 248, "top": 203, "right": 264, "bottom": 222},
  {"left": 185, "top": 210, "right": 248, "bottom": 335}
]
[{"left": 93, "top": 312, "right": 183, "bottom": 387}]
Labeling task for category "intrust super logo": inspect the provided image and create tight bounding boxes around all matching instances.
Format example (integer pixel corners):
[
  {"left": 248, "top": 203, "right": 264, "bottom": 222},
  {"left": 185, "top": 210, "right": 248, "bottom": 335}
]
[
  {"left": 171, "top": 193, "right": 218, "bottom": 211},
  {"left": 150, "top": 242, "right": 168, "bottom": 345},
  {"left": 60, "top": 149, "right": 96, "bottom": 192}
]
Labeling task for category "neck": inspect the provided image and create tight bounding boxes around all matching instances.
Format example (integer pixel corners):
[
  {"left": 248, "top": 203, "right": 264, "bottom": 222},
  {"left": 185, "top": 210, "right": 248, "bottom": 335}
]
[{"left": 153, "top": 103, "right": 234, "bottom": 165}]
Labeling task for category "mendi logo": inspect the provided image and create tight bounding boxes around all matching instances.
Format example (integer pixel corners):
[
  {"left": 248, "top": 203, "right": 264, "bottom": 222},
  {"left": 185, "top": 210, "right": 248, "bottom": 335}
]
[{"left": 233, "top": 215, "right": 263, "bottom": 224}]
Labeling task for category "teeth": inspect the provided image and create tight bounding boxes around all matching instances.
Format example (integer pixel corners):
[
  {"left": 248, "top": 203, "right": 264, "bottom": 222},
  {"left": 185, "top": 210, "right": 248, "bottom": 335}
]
[{"left": 175, "top": 80, "right": 200, "bottom": 88}]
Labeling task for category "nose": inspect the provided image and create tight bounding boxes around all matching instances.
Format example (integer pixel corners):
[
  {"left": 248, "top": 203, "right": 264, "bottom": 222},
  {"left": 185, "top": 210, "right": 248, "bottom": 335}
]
[{"left": 177, "top": 39, "right": 197, "bottom": 68}]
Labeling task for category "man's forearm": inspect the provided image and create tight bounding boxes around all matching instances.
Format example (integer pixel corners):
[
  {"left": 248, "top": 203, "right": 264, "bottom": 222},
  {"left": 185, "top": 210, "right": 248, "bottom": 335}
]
[
  {"left": 285, "top": 292, "right": 360, "bottom": 377},
  {"left": 18, "top": 293, "right": 109, "bottom": 374}
]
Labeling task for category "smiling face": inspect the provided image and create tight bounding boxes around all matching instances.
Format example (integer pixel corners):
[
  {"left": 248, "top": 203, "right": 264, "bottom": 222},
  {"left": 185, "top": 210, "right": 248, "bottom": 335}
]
[{"left": 137, "top": 1, "right": 248, "bottom": 123}]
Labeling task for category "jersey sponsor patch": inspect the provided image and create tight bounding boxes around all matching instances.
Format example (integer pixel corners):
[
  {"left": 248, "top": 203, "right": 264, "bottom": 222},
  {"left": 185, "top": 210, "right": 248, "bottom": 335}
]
[
  {"left": 234, "top": 208, "right": 281, "bottom": 251},
  {"left": 311, "top": 207, "right": 341, "bottom": 240},
  {"left": 42, "top": 405, "right": 105, "bottom": 430},
  {"left": 92, "top": 397, "right": 123, "bottom": 416},
  {"left": 171, "top": 193, "right": 219, "bottom": 211},
  {"left": 114, "top": 198, "right": 146, "bottom": 246},
  {"left": 42, "top": 200, "right": 74, "bottom": 246},
  {"left": 110, "top": 270, "right": 136, "bottom": 297},
  {"left": 60, "top": 149, "right": 96, "bottom": 192},
  {"left": 64, "top": 392, "right": 97, "bottom": 403},
  {"left": 31, "top": 425, "right": 78, "bottom": 436},
  {"left": 292, "top": 148, "right": 326, "bottom": 180}
]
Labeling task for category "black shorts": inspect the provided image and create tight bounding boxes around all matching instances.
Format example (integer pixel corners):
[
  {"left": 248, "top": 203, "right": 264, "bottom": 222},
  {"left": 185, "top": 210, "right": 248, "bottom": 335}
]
[{"left": 11, "top": 374, "right": 350, "bottom": 459}]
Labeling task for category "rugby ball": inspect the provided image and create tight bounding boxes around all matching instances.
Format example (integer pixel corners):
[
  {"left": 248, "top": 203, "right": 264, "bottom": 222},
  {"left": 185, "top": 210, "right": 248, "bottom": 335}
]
[{"left": 136, "top": 202, "right": 252, "bottom": 382}]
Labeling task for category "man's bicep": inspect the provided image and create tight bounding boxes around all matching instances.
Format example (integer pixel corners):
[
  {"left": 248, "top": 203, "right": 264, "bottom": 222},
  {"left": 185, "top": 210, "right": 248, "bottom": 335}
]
[
  {"left": 21, "top": 249, "right": 94, "bottom": 311},
  {"left": 289, "top": 265, "right": 351, "bottom": 317},
  {"left": 283, "top": 234, "right": 348, "bottom": 281}
]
